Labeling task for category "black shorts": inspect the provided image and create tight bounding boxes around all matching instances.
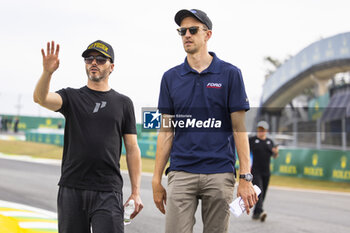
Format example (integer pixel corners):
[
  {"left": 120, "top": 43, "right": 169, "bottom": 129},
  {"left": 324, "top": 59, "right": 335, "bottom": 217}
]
[{"left": 57, "top": 186, "right": 124, "bottom": 233}]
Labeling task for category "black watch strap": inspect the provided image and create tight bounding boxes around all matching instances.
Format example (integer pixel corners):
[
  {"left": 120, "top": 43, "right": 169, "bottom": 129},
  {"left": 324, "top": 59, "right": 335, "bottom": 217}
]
[{"left": 239, "top": 173, "right": 253, "bottom": 182}]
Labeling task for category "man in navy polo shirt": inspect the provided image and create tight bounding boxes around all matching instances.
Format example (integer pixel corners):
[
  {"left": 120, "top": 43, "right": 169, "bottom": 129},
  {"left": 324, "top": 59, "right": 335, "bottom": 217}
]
[{"left": 152, "top": 9, "right": 258, "bottom": 233}]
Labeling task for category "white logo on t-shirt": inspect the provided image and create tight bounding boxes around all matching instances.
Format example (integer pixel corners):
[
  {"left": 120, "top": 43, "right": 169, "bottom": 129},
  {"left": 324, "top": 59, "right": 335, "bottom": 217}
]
[{"left": 93, "top": 101, "right": 107, "bottom": 113}]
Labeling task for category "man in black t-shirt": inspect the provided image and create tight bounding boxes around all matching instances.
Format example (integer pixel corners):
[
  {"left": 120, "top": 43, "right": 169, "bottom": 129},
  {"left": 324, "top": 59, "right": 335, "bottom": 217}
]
[
  {"left": 34, "top": 40, "right": 143, "bottom": 233},
  {"left": 249, "top": 121, "right": 278, "bottom": 222}
]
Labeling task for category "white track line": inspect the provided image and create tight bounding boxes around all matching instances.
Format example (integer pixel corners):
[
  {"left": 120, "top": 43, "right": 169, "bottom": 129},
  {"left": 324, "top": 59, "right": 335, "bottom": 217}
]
[
  {"left": 0, "top": 152, "right": 61, "bottom": 165},
  {"left": 0, "top": 200, "right": 58, "bottom": 230},
  {"left": 19, "top": 222, "right": 58, "bottom": 229},
  {"left": 0, "top": 211, "right": 54, "bottom": 219},
  {"left": 0, "top": 200, "right": 57, "bottom": 218}
]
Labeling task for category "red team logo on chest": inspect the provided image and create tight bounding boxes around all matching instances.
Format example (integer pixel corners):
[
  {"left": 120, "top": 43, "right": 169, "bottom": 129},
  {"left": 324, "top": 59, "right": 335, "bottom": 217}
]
[{"left": 206, "top": 82, "right": 222, "bottom": 88}]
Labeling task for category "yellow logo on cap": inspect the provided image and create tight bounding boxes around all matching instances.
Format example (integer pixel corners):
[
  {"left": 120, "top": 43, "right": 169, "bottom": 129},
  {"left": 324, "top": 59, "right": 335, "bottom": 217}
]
[{"left": 88, "top": 43, "right": 108, "bottom": 52}]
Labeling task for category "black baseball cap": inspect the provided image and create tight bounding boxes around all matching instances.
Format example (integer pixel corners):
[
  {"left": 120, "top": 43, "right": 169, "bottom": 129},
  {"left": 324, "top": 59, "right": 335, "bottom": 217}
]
[
  {"left": 175, "top": 9, "right": 212, "bottom": 30},
  {"left": 82, "top": 40, "right": 114, "bottom": 63}
]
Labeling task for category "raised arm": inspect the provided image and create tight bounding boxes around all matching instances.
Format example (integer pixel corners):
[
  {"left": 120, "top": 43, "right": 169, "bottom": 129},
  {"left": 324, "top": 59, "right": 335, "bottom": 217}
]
[
  {"left": 152, "top": 114, "right": 174, "bottom": 214},
  {"left": 33, "top": 41, "right": 63, "bottom": 111},
  {"left": 123, "top": 133, "right": 143, "bottom": 219},
  {"left": 231, "top": 110, "right": 258, "bottom": 214}
]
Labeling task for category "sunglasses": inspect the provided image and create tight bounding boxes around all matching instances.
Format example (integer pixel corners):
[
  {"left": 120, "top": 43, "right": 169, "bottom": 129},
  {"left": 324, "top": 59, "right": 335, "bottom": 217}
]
[
  {"left": 84, "top": 55, "right": 109, "bottom": 65},
  {"left": 177, "top": 26, "right": 207, "bottom": 36}
]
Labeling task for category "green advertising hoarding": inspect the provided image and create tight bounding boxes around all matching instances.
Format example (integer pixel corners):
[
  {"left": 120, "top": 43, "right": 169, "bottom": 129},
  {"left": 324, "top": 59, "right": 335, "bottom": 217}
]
[
  {"left": 26, "top": 129, "right": 64, "bottom": 146},
  {"left": 271, "top": 149, "right": 350, "bottom": 182},
  {"left": 21, "top": 116, "right": 349, "bottom": 183},
  {"left": 122, "top": 140, "right": 157, "bottom": 159},
  {"left": 1, "top": 114, "right": 64, "bottom": 131}
]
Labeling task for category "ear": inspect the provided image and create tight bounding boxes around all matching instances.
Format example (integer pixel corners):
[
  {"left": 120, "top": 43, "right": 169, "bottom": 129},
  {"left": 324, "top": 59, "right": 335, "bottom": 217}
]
[
  {"left": 205, "top": 30, "right": 212, "bottom": 42},
  {"left": 110, "top": 63, "right": 115, "bottom": 73}
]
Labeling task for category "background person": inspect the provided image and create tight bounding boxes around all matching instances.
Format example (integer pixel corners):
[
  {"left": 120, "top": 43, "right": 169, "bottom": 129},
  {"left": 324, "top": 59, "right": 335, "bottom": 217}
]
[
  {"left": 13, "top": 117, "right": 19, "bottom": 133},
  {"left": 249, "top": 120, "right": 278, "bottom": 222},
  {"left": 152, "top": 9, "right": 257, "bottom": 233},
  {"left": 33, "top": 40, "right": 143, "bottom": 233},
  {"left": 3, "top": 116, "right": 8, "bottom": 132}
]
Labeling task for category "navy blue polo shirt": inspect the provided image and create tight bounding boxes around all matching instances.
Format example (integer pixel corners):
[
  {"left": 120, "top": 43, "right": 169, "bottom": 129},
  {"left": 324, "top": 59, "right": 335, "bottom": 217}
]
[{"left": 158, "top": 52, "right": 249, "bottom": 174}]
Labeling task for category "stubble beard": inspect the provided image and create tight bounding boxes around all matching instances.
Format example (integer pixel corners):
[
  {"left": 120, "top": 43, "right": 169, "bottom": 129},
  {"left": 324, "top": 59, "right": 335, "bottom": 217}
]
[
  {"left": 86, "top": 67, "right": 109, "bottom": 82},
  {"left": 185, "top": 47, "right": 198, "bottom": 54},
  {"left": 184, "top": 43, "right": 198, "bottom": 54}
]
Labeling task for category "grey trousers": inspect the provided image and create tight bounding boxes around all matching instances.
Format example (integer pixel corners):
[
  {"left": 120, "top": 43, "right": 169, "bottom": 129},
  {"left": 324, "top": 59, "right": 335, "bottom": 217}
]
[{"left": 165, "top": 171, "right": 235, "bottom": 233}]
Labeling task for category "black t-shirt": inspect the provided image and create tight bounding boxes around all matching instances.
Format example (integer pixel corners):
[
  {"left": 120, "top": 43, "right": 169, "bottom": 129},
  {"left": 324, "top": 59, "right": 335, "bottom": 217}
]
[
  {"left": 56, "top": 86, "right": 137, "bottom": 192},
  {"left": 249, "top": 136, "right": 275, "bottom": 175}
]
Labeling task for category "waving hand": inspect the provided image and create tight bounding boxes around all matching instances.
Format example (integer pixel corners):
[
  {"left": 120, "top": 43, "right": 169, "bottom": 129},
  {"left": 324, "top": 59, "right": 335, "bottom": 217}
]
[{"left": 41, "top": 41, "right": 60, "bottom": 74}]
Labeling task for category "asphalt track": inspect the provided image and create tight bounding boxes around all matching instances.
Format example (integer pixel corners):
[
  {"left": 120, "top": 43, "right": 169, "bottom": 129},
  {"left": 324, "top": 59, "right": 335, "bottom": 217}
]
[{"left": 0, "top": 156, "right": 350, "bottom": 233}]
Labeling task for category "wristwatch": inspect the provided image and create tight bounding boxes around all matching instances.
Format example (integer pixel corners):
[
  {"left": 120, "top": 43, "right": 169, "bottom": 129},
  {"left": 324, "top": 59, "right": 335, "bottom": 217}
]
[{"left": 239, "top": 173, "right": 253, "bottom": 182}]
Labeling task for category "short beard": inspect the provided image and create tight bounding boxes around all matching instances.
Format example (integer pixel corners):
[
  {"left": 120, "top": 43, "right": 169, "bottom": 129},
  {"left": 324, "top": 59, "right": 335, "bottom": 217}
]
[{"left": 86, "top": 67, "right": 109, "bottom": 82}]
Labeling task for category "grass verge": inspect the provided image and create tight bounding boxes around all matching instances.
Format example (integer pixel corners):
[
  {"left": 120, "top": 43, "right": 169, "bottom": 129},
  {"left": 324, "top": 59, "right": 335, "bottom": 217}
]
[
  {"left": 0, "top": 140, "right": 63, "bottom": 159},
  {"left": 1, "top": 140, "right": 350, "bottom": 193}
]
